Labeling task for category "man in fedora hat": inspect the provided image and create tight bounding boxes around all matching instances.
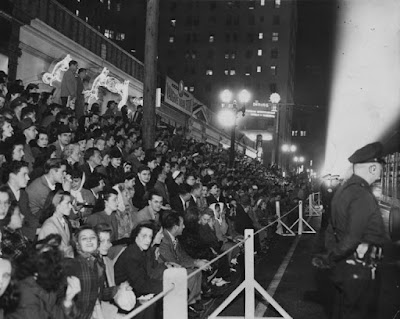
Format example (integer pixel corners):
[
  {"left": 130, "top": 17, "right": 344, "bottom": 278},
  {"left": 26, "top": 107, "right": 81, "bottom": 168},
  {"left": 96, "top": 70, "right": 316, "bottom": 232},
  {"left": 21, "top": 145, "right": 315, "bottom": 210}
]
[{"left": 314, "top": 142, "right": 388, "bottom": 319}]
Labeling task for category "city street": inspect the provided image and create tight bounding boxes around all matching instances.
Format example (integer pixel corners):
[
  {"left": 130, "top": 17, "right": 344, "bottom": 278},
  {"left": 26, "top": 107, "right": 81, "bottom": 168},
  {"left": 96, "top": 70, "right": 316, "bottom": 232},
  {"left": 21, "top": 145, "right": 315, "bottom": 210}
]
[{"left": 205, "top": 216, "right": 400, "bottom": 319}]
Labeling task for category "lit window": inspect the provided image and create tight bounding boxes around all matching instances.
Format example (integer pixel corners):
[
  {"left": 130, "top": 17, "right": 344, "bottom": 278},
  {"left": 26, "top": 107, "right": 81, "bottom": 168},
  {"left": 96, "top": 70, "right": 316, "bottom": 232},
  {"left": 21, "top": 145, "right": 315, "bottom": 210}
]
[
  {"left": 171, "top": 19, "right": 176, "bottom": 27},
  {"left": 301, "top": 131, "right": 307, "bottom": 137},
  {"left": 245, "top": 72, "right": 251, "bottom": 76},
  {"left": 116, "top": 3, "right": 121, "bottom": 11},
  {"left": 189, "top": 86, "right": 195, "bottom": 92},
  {"left": 271, "top": 65, "right": 277, "bottom": 75},
  {"left": 75, "top": 9, "right": 79, "bottom": 16},
  {"left": 209, "top": 35, "right": 215, "bottom": 42},
  {"left": 258, "top": 33, "right": 263, "bottom": 39},
  {"left": 257, "top": 66, "right": 262, "bottom": 73},
  {"left": 206, "top": 70, "right": 213, "bottom": 75},
  {"left": 108, "top": 0, "right": 111, "bottom": 10},
  {"left": 261, "top": 0, "right": 265, "bottom": 6},
  {"left": 230, "top": 69, "right": 236, "bottom": 75},
  {"left": 85, "top": 17, "right": 88, "bottom": 22},
  {"left": 225, "top": 53, "right": 229, "bottom": 59},
  {"left": 100, "top": 0, "right": 104, "bottom": 2},
  {"left": 272, "top": 32, "right": 279, "bottom": 42},
  {"left": 169, "top": 36, "right": 175, "bottom": 43},
  {"left": 257, "top": 49, "right": 262, "bottom": 56},
  {"left": 77, "top": 0, "right": 80, "bottom": 2},
  {"left": 184, "top": 86, "right": 188, "bottom": 91},
  {"left": 292, "top": 131, "right": 298, "bottom": 137},
  {"left": 224, "top": 70, "right": 229, "bottom": 75},
  {"left": 274, "top": 0, "right": 281, "bottom": 8},
  {"left": 104, "top": 29, "right": 114, "bottom": 39},
  {"left": 231, "top": 53, "right": 236, "bottom": 59},
  {"left": 116, "top": 33, "right": 125, "bottom": 40}
]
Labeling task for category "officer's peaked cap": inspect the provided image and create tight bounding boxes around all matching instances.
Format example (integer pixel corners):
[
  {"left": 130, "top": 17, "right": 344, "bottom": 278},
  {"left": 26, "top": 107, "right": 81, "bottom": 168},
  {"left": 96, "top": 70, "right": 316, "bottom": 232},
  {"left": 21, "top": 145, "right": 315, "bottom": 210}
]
[{"left": 348, "top": 142, "right": 386, "bottom": 164}]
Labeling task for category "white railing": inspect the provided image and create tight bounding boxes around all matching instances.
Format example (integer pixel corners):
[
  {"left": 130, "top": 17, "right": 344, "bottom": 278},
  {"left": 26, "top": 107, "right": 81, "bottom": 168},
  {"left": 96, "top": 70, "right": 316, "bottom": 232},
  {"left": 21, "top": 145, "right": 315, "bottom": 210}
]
[{"left": 123, "top": 193, "right": 320, "bottom": 318}]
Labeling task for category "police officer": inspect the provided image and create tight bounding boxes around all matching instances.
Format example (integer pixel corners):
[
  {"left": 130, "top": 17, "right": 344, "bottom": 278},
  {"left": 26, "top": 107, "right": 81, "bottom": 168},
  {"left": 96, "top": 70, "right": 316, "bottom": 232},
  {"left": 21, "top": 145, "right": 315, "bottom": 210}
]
[{"left": 314, "top": 142, "right": 387, "bottom": 319}]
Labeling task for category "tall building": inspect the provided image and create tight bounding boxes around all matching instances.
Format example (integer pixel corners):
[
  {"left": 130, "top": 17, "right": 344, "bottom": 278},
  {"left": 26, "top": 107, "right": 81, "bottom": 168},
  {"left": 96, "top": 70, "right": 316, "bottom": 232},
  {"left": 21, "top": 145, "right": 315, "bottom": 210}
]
[{"left": 157, "top": 0, "right": 297, "bottom": 166}]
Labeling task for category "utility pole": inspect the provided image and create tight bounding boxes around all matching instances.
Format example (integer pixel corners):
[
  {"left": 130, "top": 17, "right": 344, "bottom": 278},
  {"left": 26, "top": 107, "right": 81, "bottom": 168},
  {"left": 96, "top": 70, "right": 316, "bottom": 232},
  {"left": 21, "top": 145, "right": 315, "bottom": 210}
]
[{"left": 142, "top": 0, "right": 159, "bottom": 150}]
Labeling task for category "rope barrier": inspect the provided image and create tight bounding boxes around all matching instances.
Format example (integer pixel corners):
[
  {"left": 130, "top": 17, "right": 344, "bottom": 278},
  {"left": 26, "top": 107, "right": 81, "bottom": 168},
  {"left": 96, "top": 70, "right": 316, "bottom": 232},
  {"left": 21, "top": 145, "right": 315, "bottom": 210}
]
[
  {"left": 122, "top": 284, "right": 175, "bottom": 319},
  {"left": 254, "top": 202, "right": 301, "bottom": 236},
  {"left": 187, "top": 202, "right": 301, "bottom": 280}
]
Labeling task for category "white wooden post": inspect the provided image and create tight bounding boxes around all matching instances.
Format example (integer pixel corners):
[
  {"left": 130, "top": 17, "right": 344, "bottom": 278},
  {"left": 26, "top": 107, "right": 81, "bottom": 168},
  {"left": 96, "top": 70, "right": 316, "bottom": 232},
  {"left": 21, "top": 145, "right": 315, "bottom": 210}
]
[
  {"left": 163, "top": 268, "right": 187, "bottom": 319},
  {"left": 298, "top": 201, "right": 303, "bottom": 235},
  {"left": 275, "top": 201, "right": 283, "bottom": 235},
  {"left": 244, "top": 229, "right": 255, "bottom": 319}
]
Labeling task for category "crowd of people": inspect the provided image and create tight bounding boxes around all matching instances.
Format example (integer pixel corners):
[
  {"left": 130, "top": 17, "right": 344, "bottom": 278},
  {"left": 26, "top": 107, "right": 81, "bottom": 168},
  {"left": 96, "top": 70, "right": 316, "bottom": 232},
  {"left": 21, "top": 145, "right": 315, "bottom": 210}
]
[{"left": 0, "top": 68, "right": 309, "bottom": 319}]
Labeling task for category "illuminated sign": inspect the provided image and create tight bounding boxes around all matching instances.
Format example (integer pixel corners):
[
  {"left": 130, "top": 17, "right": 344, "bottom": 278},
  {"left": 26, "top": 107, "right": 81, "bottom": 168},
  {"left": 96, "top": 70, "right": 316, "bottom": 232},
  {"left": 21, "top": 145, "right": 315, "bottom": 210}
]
[
  {"left": 246, "top": 109, "right": 276, "bottom": 118},
  {"left": 165, "top": 77, "right": 193, "bottom": 115}
]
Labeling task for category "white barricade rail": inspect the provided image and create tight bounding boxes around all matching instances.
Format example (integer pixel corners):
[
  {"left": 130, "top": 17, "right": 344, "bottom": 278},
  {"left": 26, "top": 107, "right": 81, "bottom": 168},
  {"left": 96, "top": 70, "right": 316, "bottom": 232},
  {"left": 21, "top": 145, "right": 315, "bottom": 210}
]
[
  {"left": 305, "top": 192, "right": 323, "bottom": 217},
  {"left": 125, "top": 196, "right": 318, "bottom": 318}
]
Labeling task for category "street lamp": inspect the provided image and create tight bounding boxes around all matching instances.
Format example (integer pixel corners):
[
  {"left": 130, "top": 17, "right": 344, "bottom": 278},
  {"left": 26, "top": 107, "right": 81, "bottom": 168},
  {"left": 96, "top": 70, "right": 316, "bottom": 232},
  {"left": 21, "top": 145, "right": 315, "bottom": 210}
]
[
  {"left": 281, "top": 144, "right": 297, "bottom": 153},
  {"left": 270, "top": 93, "right": 281, "bottom": 165},
  {"left": 219, "top": 89, "right": 250, "bottom": 167}
]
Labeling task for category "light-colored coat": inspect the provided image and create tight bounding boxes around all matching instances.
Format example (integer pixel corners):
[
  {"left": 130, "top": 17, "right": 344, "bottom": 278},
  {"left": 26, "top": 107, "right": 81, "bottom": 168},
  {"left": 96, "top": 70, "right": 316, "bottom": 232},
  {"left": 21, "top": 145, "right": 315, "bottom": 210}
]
[{"left": 38, "top": 215, "right": 74, "bottom": 258}]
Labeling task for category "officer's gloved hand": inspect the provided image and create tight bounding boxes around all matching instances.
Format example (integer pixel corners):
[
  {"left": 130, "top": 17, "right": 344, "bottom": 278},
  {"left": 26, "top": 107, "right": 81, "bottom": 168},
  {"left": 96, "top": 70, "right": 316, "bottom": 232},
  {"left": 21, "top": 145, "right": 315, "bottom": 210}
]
[{"left": 311, "top": 254, "right": 332, "bottom": 269}]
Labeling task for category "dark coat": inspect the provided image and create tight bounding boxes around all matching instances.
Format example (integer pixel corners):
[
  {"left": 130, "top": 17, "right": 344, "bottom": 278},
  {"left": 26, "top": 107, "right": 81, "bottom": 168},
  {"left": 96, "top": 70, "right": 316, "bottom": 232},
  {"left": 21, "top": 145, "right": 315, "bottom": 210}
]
[
  {"left": 6, "top": 276, "right": 78, "bottom": 319},
  {"left": 7, "top": 186, "right": 39, "bottom": 241},
  {"left": 132, "top": 179, "right": 147, "bottom": 210},
  {"left": 328, "top": 174, "right": 387, "bottom": 262},
  {"left": 114, "top": 242, "right": 163, "bottom": 296},
  {"left": 169, "top": 196, "right": 185, "bottom": 214}
]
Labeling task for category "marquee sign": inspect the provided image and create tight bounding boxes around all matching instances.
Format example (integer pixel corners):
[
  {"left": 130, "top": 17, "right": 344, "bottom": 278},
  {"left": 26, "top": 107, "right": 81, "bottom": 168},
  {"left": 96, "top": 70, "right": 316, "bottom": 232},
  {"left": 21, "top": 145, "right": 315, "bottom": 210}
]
[{"left": 165, "top": 77, "right": 193, "bottom": 115}]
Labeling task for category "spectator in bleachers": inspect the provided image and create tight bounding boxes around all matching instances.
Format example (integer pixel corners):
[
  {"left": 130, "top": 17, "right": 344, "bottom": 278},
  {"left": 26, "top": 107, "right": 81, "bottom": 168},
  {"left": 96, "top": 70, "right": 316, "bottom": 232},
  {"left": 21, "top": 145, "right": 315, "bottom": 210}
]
[
  {"left": 153, "top": 167, "right": 170, "bottom": 205},
  {"left": 9, "top": 234, "right": 81, "bottom": 318},
  {"left": 0, "top": 200, "right": 29, "bottom": 260},
  {"left": 160, "top": 212, "right": 206, "bottom": 314},
  {"left": 30, "top": 128, "right": 49, "bottom": 158},
  {"left": 64, "top": 225, "right": 129, "bottom": 319},
  {"left": 188, "top": 182, "right": 202, "bottom": 209},
  {"left": 38, "top": 190, "right": 75, "bottom": 258},
  {"left": 2, "top": 161, "right": 39, "bottom": 240},
  {"left": 132, "top": 165, "right": 151, "bottom": 210},
  {"left": 26, "top": 158, "right": 69, "bottom": 217},
  {"left": 80, "top": 147, "right": 102, "bottom": 181},
  {"left": 133, "top": 189, "right": 163, "bottom": 227},
  {"left": 52, "top": 124, "right": 72, "bottom": 158},
  {"left": 60, "top": 60, "right": 78, "bottom": 107},
  {"left": 0, "top": 115, "right": 14, "bottom": 144},
  {"left": 86, "top": 189, "right": 119, "bottom": 242},
  {"left": 170, "top": 185, "right": 191, "bottom": 214},
  {"left": 18, "top": 118, "right": 37, "bottom": 172}
]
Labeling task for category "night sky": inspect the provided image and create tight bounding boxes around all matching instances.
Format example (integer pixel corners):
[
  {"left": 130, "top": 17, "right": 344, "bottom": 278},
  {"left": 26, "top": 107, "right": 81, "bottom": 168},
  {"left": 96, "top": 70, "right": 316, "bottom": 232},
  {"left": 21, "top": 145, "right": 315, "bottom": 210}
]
[{"left": 294, "top": 0, "right": 338, "bottom": 168}]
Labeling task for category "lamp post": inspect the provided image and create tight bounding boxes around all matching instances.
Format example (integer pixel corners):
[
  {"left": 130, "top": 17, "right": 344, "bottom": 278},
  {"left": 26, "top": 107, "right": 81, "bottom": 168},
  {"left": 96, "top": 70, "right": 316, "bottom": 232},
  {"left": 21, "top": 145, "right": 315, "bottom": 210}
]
[
  {"left": 270, "top": 93, "right": 281, "bottom": 166},
  {"left": 218, "top": 89, "right": 250, "bottom": 167}
]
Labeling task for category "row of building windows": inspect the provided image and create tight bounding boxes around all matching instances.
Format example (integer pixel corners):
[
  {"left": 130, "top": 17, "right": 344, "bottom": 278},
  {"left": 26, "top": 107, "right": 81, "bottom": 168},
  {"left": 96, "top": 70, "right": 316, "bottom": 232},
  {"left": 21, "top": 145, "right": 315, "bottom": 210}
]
[
  {"left": 169, "top": 0, "right": 280, "bottom": 11},
  {"left": 204, "top": 66, "right": 278, "bottom": 76},
  {"left": 169, "top": 14, "right": 280, "bottom": 28},
  {"left": 98, "top": 0, "right": 121, "bottom": 11},
  {"left": 179, "top": 49, "right": 279, "bottom": 60},
  {"left": 177, "top": 82, "right": 278, "bottom": 94},
  {"left": 104, "top": 29, "right": 125, "bottom": 41},
  {"left": 168, "top": 32, "right": 279, "bottom": 43},
  {"left": 292, "top": 131, "right": 307, "bottom": 137}
]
